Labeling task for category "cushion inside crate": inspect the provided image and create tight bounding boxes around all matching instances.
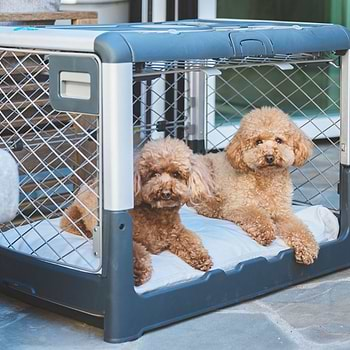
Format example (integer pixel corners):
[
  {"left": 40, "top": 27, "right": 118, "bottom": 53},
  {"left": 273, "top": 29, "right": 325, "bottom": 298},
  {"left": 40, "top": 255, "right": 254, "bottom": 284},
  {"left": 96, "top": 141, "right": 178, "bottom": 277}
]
[{"left": 0, "top": 205, "right": 339, "bottom": 294}]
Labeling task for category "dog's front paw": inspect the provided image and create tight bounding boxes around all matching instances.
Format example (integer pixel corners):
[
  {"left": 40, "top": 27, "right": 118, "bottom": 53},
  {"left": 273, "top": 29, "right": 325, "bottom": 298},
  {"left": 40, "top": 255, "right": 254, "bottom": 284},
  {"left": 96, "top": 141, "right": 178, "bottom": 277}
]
[
  {"left": 275, "top": 215, "right": 319, "bottom": 265},
  {"left": 187, "top": 249, "right": 213, "bottom": 272},
  {"left": 244, "top": 222, "right": 276, "bottom": 246},
  {"left": 294, "top": 239, "right": 319, "bottom": 265},
  {"left": 195, "top": 252, "right": 213, "bottom": 272},
  {"left": 134, "top": 269, "right": 152, "bottom": 286},
  {"left": 133, "top": 242, "right": 152, "bottom": 286}
]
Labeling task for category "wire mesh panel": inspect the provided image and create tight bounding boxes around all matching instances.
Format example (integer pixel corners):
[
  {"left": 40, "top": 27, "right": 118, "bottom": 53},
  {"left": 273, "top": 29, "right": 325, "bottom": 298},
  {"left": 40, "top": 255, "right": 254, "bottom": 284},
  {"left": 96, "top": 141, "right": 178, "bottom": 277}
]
[
  {"left": 205, "top": 56, "right": 340, "bottom": 211},
  {"left": 133, "top": 67, "right": 190, "bottom": 148},
  {"left": 0, "top": 50, "right": 339, "bottom": 272},
  {"left": 0, "top": 49, "right": 101, "bottom": 272}
]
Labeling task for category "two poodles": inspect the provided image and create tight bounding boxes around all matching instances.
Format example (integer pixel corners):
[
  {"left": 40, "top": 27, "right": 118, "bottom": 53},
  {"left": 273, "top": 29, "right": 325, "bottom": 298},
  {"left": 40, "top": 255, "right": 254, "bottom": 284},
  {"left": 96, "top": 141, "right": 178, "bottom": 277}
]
[{"left": 61, "top": 107, "right": 319, "bottom": 286}]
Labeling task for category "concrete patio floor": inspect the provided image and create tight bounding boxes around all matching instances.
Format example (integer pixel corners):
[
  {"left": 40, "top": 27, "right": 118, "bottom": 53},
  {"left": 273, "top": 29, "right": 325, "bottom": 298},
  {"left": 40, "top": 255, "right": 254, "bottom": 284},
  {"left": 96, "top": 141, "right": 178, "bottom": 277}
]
[{"left": 2, "top": 267, "right": 350, "bottom": 350}]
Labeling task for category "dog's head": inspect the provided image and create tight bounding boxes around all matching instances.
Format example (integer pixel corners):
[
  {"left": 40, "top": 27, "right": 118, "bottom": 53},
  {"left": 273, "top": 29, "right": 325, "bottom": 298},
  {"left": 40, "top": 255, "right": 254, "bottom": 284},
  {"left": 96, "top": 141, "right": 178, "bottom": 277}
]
[
  {"left": 226, "top": 107, "right": 313, "bottom": 172},
  {"left": 134, "top": 137, "right": 213, "bottom": 208}
]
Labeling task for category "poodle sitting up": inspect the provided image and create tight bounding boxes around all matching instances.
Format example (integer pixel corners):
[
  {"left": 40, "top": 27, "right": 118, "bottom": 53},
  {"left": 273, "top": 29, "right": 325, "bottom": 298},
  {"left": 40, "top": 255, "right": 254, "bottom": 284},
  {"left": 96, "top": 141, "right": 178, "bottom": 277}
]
[
  {"left": 61, "top": 137, "right": 213, "bottom": 285},
  {"left": 194, "top": 107, "right": 319, "bottom": 265}
]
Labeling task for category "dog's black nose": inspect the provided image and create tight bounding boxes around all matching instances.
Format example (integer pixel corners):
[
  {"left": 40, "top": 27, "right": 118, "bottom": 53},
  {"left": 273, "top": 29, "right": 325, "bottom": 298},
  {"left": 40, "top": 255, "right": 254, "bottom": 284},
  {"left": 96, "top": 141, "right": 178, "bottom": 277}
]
[
  {"left": 265, "top": 155, "right": 275, "bottom": 164},
  {"left": 161, "top": 191, "right": 172, "bottom": 200}
]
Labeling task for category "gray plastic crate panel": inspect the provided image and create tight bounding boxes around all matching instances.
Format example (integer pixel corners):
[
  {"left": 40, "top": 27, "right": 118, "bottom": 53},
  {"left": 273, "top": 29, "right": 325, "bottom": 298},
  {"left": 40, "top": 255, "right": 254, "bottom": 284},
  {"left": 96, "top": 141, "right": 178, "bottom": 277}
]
[{"left": 49, "top": 55, "right": 99, "bottom": 114}]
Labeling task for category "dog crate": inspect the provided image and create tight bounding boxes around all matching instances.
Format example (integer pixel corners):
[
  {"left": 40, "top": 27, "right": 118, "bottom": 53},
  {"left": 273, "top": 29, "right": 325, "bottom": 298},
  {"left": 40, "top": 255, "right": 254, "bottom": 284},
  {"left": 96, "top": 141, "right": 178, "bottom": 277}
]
[{"left": 0, "top": 19, "right": 349, "bottom": 342}]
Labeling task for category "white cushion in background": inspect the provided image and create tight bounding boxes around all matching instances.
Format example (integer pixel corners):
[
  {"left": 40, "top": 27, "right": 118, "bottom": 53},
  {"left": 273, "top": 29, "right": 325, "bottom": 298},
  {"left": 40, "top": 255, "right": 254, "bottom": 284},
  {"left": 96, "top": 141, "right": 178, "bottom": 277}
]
[
  {"left": 0, "top": 149, "right": 19, "bottom": 224},
  {"left": 0, "top": 205, "right": 339, "bottom": 294}
]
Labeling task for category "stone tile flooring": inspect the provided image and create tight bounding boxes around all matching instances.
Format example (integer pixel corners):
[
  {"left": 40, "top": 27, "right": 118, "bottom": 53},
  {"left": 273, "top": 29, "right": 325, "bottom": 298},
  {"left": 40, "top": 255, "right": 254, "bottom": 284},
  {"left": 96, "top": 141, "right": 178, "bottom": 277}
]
[{"left": 2, "top": 268, "right": 350, "bottom": 349}]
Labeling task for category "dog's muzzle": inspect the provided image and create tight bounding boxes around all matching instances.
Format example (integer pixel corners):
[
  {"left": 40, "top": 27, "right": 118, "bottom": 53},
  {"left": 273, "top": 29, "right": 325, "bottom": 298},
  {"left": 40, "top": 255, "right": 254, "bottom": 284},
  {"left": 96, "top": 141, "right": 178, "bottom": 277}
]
[
  {"left": 161, "top": 190, "right": 172, "bottom": 200},
  {"left": 265, "top": 154, "right": 275, "bottom": 165}
]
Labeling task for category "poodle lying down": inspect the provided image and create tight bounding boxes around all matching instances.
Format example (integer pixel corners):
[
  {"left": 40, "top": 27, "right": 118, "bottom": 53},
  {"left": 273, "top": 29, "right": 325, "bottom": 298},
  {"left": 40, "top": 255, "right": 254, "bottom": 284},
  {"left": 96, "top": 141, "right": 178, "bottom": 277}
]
[
  {"left": 194, "top": 107, "right": 319, "bottom": 265},
  {"left": 0, "top": 204, "right": 339, "bottom": 293},
  {"left": 61, "top": 137, "right": 214, "bottom": 286}
]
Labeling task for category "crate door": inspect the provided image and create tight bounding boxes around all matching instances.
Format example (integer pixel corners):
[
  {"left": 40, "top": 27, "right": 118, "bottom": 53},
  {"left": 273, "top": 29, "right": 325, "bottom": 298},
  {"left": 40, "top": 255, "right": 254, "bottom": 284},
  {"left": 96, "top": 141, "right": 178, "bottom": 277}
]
[{"left": 0, "top": 50, "right": 101, "bottom": 272}]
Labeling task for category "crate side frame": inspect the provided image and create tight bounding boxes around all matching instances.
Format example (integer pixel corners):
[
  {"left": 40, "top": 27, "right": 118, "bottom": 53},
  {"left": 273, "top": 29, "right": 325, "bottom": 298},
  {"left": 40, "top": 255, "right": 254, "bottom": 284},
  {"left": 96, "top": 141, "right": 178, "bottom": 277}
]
[{"left": 0, "top": 49, "right": 349, "bottom": 344}]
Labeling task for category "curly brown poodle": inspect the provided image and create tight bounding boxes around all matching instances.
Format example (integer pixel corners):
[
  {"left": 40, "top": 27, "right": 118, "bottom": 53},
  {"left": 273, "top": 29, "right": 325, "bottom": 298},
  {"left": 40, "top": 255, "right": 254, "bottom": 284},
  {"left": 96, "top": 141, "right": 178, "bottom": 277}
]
[
  {"left": 61, "top": 137, "right": 213, "bottom": 285},
  {"left": 194, "top": 106, "right": 319, "bottom": 265},
  {"left": 132, "top": 137, "right": 214, "bottom": 281}
]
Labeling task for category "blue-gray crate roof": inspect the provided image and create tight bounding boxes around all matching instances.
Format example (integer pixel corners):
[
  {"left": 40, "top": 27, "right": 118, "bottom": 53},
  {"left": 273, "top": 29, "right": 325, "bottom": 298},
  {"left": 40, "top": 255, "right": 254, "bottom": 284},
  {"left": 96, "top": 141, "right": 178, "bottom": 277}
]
[
  {"left": 81, "top": 19, "right": 350, "bottom": 63},
  {"left": 1, "top": 19, "right": 349, "bottom": 62}
]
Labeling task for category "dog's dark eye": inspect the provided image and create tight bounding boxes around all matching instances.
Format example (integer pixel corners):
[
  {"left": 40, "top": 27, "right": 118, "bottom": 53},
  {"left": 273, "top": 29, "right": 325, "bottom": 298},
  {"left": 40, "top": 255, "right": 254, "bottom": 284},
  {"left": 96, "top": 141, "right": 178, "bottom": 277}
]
[
  {"left": 256, "top": 139, "right": 263, "bottom": 145},
  {"left": 150, "top": 171, "right": 160, "bottom": 178},
  {"left": 275, "top": 137, "right": 283, "bottom": 144},
  {"left": 172, "top": 171, "right": 181, "bottom": 179}
]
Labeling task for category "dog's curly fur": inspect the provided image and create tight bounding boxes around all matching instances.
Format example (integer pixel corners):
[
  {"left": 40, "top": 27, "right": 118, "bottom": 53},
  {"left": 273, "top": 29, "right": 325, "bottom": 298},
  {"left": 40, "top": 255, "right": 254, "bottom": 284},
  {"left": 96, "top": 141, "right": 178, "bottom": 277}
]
[
  {"left": 61, "top": 137, "right": 213, "bottom": 285},
  {"left": 194, "top": 107, "right": 319, "bottom": 264},
  {"left": 132, "top": 137, "right": 214, "bottom": 280},
  {"left": 60, "top": 180, "right": 153, "bottom": 286}
]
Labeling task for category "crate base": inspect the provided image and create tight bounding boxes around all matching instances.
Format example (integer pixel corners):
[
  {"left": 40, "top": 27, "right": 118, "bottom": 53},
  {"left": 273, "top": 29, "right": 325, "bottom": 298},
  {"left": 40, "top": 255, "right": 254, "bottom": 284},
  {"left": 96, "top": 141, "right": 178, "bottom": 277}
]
[
  {"left": 0, "top": 287, "right": 104, "bottom": 329},
  {"left": 1, "top": 228, "right": 349, "bottom": 343},
  {"left": 101, "top": 209, "right": 350, "bottom": 343}
]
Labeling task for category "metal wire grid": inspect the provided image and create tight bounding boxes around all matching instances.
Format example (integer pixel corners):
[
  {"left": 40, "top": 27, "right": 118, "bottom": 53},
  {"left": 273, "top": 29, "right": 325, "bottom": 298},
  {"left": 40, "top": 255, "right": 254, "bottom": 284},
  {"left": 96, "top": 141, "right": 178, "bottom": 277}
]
[
  {"left": 0, "top": 49, "right": 101, "bottom": 272},
  {"left": 133, "top": 53, "right": 337, "bottom": 77},
  {"left": 0, "top": 50, "right": 339, "bottom": 271},
  {"left": 133, "top": 71, "right": 190, "bottom": 148},
  {"left": 206, "top": 60, "right": 340, "bottom": 210}
]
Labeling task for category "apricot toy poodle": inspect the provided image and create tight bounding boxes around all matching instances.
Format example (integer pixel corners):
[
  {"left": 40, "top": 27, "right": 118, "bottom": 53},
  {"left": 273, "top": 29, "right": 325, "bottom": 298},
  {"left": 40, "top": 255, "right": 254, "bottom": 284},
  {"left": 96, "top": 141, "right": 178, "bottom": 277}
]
[
  {"left": 132, "top": 137, "right": 214, "bottom": 280},
  {"left": 194, "top": 107, "right": 319, "bottom": 265},
  {"left": 61, "top": 137, "right": 213, "bottom": 285}
]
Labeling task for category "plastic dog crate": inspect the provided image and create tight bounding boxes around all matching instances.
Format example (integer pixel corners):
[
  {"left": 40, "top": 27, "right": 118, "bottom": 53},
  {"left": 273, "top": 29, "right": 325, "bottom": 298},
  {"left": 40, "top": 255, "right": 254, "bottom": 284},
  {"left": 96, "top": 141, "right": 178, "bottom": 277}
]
[{"left": 0, "top": 19, "right": 350, "bottom": 342}]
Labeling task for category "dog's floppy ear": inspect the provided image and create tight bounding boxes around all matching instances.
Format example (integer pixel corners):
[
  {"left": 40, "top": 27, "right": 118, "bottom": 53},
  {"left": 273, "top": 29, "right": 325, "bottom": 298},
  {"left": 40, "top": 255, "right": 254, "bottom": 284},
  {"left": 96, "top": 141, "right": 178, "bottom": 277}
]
[
  {"left": 225, "top": 131, "right": 248, "bottom": 171},
  {"left": 188, "top": 154, "right": 214, "bottom": 203},
  {"left": 291, "top": 124, "right": 313, "bottom": 167},
  {"left": 134, "top": 154, "right": 143, "bottom": 205}
]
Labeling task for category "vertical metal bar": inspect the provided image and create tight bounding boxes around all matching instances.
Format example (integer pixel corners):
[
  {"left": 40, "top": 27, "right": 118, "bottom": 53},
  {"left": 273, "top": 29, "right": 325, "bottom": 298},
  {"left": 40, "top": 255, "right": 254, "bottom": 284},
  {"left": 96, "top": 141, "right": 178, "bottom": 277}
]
[
  {"left": 141, "top": 0, "right": 149, "bottom": 22},
  {"left": 101, "top": 63, "right": 133, "bottom": 211},
  {"left": 152, "top": 0, "right": 167, "bottom": 21},
  {"left": 164, "top": 73, "right": 175, "bottom": 137},
  {"left": 186, "top": 70, "right": 206, "bottom": 153},
  {"left": 145, "top": 80, "right": 152, "bottom": 138},
  {"left": 198, "top": 0, "right": 217, "bottom": 19},
  {"left": 340, "top": 51, "right": 350, "bottom": 166},
  {"left": 140, "top": 80, "right": 147, "bottom": 139},
  {"left": 148, "top": 0, "right": 153, "bottom": 22},
  {"left": 174, "top": 0, "right": 179, "bottom": 20},
  {"left": 176, "top": 73, "right": 185, "bottom": 140},
  {"left": 164, "top": 0, "right": 176, "bottom": 138},
  {"left": 340, "top": 51, "right": 350, "bottom": 234},
  {"left": 102, "top": 63, "right": 136, "bottom": 342}
]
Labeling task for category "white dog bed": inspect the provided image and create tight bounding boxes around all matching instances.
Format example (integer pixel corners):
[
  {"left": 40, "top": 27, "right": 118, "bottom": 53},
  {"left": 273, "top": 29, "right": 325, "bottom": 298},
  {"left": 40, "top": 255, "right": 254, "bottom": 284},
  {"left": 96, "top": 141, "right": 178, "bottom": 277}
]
[{"left": 0, "top": 205, "right": 339, "bottom": 294}]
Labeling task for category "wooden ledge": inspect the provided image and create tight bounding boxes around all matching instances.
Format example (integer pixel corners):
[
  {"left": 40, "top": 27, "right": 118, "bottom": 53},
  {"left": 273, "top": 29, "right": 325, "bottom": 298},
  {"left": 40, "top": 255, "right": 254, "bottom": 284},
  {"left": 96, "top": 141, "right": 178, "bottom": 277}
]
[{"left": 0, "top": 11, "right": 98, "bottom": 23}]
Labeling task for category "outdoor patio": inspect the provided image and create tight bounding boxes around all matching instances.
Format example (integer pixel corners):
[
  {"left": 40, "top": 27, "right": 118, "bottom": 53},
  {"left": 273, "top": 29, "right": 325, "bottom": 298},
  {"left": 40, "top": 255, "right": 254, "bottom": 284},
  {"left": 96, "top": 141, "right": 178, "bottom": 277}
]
[{"left": 1, "top": 267, "right": 350, "bottom": 350}]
